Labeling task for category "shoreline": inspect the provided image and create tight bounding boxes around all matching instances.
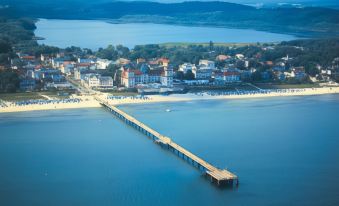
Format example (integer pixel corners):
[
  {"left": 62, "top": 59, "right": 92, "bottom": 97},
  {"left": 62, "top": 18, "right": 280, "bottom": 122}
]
[
  {"left": 105, "top": 87, "right": 339, "bottom": 106},
  {"left": 0, "top": 87, "right": 338, "bottom": 114},
  {"left": 37, "top": 17, "right": 314, "bottom": 39},
  {"left": 0, "top": 96, "right": 101, "bottom": 114},
  {"left": 36, "top": 18, "right": 299, "bottom": 50}
]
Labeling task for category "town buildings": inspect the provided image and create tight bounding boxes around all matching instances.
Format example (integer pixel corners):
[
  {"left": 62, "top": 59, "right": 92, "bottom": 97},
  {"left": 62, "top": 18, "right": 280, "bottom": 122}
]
[
  {"left": 81, "top": 74, "right": 114, "bottom": 89},
  {"left": 9, "top": 43, "right": 339, "bottom": 94},
  {"left": 179, "top": 63, "right": 196, "bottom": 74},
  {"left": 120, "top": 58, "right": 173, "bottom": 88},
  {"left": 96, "top": 58, "right": 112, "bottom": 70},
  {"left": 193, "top": 68, "right": 213, "bottom": 80},
  {"left": 19, "top": 79, "right": 36, "bottom": 91},
  {"left": 214, "top": 70, "right": 241, "bottom": 83},
  {"left": 195, "top": 60, "right": 215, "bottom": 79},
  {"left": 284, "top": 67, "right": 307, "bottom": 80},
  {"left": 179, "top": 60, "right": 214, "bottom": 80}
]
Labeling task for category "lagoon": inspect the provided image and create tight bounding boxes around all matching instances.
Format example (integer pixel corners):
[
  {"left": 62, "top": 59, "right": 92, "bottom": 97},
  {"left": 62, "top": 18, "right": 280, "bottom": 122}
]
[
  {"left": 35, "top": 19, "right": 297, "bottom": 50},
  {"left": 0, "top": 95, "right": 339, "bottom": 205}
]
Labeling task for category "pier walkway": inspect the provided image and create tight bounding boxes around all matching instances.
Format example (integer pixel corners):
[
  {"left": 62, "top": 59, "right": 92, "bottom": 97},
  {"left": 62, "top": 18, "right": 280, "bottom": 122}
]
[{"left": 97, "top": 98, "right": 238, "bottom": 187}]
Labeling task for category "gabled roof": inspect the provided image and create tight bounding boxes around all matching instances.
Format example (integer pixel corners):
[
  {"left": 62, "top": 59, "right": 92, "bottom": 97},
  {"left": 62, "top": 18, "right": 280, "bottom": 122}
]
[
  {"left": 132, "top": 70, "right": 143, "bottom": 75},
  {"left": 77, "top": 63, "right": 91, "bottom": 67},
  {"left": 214, "top": 71, "right": 240, "bottom": 76},
  {"left": 21, "top": 56, "right": 35, "bottom": 60}
]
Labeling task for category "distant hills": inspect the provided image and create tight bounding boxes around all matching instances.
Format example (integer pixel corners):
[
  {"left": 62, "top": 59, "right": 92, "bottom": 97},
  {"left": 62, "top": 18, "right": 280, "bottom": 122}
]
[{"left": 1, "top": 1, "right": 339, "bottom": 37}]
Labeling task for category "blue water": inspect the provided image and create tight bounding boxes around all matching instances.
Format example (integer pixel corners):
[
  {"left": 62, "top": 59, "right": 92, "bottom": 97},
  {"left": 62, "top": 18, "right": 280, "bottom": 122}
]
[
  {"left": 0, "top": 95, "right": 339, "bottom": 205},
  {"left": 35, "top": 19, "right": 296, "bottom": 50}
]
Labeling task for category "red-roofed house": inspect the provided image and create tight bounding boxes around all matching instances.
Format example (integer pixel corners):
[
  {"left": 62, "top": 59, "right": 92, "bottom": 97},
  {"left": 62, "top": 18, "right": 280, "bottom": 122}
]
[
  {"left": 21, "top": 56, "right": 36, "bottom": 61},
  {"left": 121, "top": 69, "right": 145, "bottom": 88},
  {"left": 214, "top": 71, "right": 241, "bottom": 83},
  {"left": 157, "top": 58, "right": 169, "bottom": 67},
  {"left": 120, "top": 66, "right": 173, "bottom": 88},
  {"left": 34, "top": 65, "right": 43, "bottom": 70},
  {"left": 216, "top": 55, "right": 231, "bottom": 61}
]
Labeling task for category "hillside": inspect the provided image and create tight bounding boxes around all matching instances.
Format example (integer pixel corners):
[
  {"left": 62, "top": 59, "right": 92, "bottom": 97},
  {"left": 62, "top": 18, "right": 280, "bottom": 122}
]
[{"left": 1, "top": 1, "right": 339, "bottom": 37}]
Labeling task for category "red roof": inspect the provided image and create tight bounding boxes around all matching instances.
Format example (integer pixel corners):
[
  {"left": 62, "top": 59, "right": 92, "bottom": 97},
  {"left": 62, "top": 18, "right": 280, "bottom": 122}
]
[
  {"left": 160, "top": 58, "right": 169, "bottom": 63},
  {"left": 148, "top": 60, "right": 158, "bottom": 65},
  {"left": 77, "top": 63, "right": 91, "bottom": 67},
  {"left": 63, "top": 61, "right": 74, "bottom": 65},
  {"left": 215, "top": 71, "right": 240, "bottom": 76},
  {"left": 132, "top": 70, "right": 143, "bottom": 75},
  {"left": 122, "top": 69, "right": 143, "bottom": 78},
  {"left": 21, "top": 56, "right": 35, "bottom": 60},
  {"left": 35, "top": 65, "right": 43, "bottom": 70},
  {"left": 224, "top": 71, "right": 240, "bottom": 76},
  {"left": 266, "top": 61, "right": 273, "bottom": 66},
  {"left": 216, "top": 55, "right": 230, "bottom": 61}
]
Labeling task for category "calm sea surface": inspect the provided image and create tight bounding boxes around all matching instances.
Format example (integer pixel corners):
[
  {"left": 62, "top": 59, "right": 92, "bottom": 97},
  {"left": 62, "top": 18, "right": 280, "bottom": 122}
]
[
  {"left": 35, "top": 19, "right": 297, "bottom": 49},
  {"left": 1, "top": 95, "right": 339, "bottom": 206}
]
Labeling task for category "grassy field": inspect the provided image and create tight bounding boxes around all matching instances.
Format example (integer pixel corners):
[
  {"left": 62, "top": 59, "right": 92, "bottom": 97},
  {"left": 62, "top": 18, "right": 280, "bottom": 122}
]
[
  {"left": 187, "top": 83, "right": 259, "bottom": 92},
  {"left": 254, "top": 83, "right": 322, "bottom": 89},
  {"left": 186, "top": 83, "right": 328, "bottom": 92},
  {"left": 159, "top": 42, "right": 262, "bottom": 48},
  {"left": 105, "top": 91, "right": 138, "bottom": 96},
  {"left": 0, "top": 91, "right": 74, "bottom": 101},
  {"left": 0, "top": 92, "right": 47, "bottom": 101}
]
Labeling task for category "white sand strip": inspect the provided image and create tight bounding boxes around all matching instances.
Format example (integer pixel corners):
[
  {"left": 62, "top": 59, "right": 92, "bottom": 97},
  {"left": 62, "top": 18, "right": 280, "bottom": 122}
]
[
  {"left": 0, "top": 96, "right": 101, "bottom": 113},
  {"left": 104, "top": 87, "right": 339, "bottom": 105},
  {"left": 0, "top": 87, "right": 338, "bottom": 113}
]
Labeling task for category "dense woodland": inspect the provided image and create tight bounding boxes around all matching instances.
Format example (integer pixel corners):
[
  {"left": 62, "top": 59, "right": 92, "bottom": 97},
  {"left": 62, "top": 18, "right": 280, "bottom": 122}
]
[
  {"left": 0, "top": 17, "right": 35, "bottom": 92},
  {"left": 0, "top": 17, "right": 36, "bottom": 64},
  {"left": 2, "top": 1, "right": 339, "bottom": 37}
]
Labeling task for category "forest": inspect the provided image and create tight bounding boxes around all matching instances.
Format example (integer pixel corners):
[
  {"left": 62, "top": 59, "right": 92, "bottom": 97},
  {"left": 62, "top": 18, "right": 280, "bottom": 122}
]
[{"left": 1, "top": 1, "right": 339, "bottom": 37}]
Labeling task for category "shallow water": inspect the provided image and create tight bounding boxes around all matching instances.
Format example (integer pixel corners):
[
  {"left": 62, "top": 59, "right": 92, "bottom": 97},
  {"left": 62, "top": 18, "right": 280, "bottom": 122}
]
[
  {"left": 0, "top": 95, "right": 338, "bottom": 206},
  {"left": 35, "top": 19, "right": 297, "bottom": 49}
]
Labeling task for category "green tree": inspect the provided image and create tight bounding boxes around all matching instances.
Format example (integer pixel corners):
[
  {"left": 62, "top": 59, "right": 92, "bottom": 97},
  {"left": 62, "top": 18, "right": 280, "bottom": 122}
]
[
  {"left": 0, "top": 39, "right": 12, "bottom": 54},
  {"left": 0, "top": 70, "right": 20, "bottom": 92},
  {"left": 251, "top": 71, "right": 262, "bottom": 82},
  {"left": 209, "top": 41, "right": 214, "bottom": 51},
  {"left": 176, "top": 71, "right": 184, "bottom": 80},
  {"left": 184, "top": 70, "right": 195, "bottom": 80}
]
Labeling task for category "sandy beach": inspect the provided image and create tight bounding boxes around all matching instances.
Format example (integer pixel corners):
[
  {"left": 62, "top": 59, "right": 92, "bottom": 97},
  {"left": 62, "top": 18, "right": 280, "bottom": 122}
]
[
  {"left": 0, "top": 95, "right": 101, "bottom": 113},
  {"left": 104, "top": 87, "right": 339, "bottom": 105},
  {"left": 1, "top": 87, "right": 339, "bottom": 113}
]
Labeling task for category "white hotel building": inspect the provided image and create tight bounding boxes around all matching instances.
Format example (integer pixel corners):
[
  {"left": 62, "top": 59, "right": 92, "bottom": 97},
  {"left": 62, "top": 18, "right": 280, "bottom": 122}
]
[{"left": 81, "top": 74, "right": 114, "bottom": 89}]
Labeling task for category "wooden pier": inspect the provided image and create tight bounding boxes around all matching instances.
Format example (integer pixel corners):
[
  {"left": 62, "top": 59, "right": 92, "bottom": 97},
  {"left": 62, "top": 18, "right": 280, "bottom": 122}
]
[{"left": 99, "top": 100, "right": 238, "bottom": 187}]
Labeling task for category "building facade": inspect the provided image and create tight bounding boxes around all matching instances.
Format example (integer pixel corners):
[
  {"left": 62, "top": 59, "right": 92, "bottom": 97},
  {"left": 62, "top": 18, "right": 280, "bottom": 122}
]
[
  {"left": 120, "top": 59, "right": 173, "bottom": 88},
  {"left": 82, "top": 74, "right": 113, "bottom": 89}
]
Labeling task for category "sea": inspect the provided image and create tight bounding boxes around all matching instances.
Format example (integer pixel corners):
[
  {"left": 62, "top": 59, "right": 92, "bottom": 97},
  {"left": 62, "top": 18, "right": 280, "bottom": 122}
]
[
  {"left": 35, "top": 19, "right": 297, "bottom": 50},
  {"left": 1, "top": 95, "right": 338, "bottom": 206}
]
